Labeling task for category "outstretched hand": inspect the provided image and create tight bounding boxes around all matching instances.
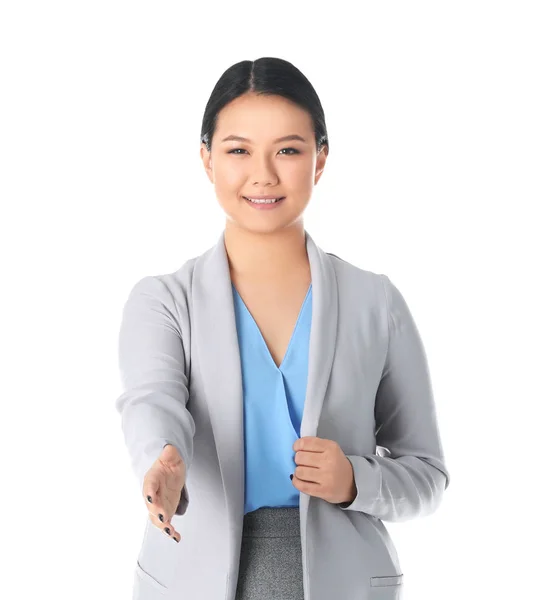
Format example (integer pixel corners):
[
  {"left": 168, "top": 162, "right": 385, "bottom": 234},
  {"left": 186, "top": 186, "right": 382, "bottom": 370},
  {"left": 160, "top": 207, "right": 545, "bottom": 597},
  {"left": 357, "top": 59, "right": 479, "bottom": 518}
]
[{"left": 143, "top": 444, "right": 186, "bottom": 542}]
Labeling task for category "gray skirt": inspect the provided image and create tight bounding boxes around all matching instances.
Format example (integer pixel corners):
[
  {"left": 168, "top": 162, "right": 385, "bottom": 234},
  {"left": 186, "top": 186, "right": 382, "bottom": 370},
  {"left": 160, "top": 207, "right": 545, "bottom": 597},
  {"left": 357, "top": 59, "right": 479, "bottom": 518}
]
[{"left": 234, "top": 506, "right": 304, "bottom": 600}]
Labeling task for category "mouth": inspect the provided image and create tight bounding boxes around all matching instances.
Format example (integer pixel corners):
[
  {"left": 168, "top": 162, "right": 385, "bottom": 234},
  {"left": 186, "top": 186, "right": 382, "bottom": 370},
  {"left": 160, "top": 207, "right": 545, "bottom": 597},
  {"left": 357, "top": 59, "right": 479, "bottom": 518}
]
[{"left": 242, "top": 196, "right": 286, "bottom": 205}]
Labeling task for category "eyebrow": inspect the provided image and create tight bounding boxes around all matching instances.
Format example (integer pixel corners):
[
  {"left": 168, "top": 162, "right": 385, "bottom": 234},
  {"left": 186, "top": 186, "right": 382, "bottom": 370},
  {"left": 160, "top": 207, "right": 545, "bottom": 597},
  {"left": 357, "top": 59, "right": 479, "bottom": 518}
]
[{"left": 220, "top": 134, "right": 308, "bottom": 144}]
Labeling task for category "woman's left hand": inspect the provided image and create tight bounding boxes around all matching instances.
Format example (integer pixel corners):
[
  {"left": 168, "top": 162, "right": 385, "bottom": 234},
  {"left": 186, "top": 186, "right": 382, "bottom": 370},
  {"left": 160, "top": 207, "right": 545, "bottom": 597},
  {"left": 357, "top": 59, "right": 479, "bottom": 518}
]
[{"left": 291, "top": 436, "right": 357, "bottom": 504}]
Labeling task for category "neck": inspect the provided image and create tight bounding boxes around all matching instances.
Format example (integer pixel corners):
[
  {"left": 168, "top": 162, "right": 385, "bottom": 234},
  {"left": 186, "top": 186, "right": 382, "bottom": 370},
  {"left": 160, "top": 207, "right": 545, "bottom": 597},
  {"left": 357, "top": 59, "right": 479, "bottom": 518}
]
[{"left": 223, "top": 222, "right": 309, "bottom": 281}]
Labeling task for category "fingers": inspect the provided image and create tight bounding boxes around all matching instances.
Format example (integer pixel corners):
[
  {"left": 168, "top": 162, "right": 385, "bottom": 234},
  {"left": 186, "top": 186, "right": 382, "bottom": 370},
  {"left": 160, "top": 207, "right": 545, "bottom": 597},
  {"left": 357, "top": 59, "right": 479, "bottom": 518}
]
[
  {"left": 143, "top": 479, "right": 181, "bottom": 543},
  {"left": 148, "top": 510, "right": 181, "bottom": 542}
]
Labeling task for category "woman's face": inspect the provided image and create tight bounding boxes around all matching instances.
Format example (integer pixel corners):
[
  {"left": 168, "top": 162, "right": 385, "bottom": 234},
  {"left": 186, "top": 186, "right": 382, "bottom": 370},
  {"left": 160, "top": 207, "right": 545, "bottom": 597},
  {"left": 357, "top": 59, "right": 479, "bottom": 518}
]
[{"left": 200, "top": 92, "right": 328, "bottom": 234}]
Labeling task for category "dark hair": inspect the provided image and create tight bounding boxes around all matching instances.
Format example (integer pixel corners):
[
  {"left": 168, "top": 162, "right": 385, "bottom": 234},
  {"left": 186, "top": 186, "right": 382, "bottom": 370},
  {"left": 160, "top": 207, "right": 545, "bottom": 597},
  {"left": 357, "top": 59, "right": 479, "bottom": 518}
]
[{"left": 200, "top": 57, "right": 329, "bottom": 154}]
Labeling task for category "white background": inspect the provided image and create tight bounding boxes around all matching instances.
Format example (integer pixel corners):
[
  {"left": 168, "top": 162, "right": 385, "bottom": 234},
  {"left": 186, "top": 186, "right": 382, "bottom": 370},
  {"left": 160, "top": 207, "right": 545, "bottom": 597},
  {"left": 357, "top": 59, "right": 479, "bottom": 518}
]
[{"left": 1, "top": 1, "right": 552, "bottom": 598}]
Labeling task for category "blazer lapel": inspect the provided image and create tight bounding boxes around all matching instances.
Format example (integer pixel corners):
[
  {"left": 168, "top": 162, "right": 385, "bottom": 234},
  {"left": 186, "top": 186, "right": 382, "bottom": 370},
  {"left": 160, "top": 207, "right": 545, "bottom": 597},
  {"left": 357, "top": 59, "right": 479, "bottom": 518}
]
[{"left": 192, "top": 229, "right": 338, "bottom": 527}]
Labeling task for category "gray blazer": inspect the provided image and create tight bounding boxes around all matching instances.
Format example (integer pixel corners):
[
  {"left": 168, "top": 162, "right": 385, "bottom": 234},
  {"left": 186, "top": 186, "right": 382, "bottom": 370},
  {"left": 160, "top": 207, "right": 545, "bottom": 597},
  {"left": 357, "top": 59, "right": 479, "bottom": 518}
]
[{"left": 116, "top": 230, "right": 450, "bottom": 600}]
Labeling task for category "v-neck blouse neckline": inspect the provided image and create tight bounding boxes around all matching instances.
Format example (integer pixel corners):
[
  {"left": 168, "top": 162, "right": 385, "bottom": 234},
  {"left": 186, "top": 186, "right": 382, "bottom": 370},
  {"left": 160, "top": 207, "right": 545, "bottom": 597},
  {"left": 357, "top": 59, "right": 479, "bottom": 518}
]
[{"left": 232, "top": 282, "right": 312, "bottom": 371}]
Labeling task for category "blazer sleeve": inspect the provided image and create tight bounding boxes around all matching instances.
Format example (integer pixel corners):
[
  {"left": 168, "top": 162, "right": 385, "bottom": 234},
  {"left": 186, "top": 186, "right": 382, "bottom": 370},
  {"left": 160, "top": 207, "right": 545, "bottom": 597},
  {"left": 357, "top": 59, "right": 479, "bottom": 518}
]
[
  {"left": 338, "top": 274, "right": 450, "bottom": 522},
  {"left": 115, "top": 275, "right": 195, "bottom": 516}
]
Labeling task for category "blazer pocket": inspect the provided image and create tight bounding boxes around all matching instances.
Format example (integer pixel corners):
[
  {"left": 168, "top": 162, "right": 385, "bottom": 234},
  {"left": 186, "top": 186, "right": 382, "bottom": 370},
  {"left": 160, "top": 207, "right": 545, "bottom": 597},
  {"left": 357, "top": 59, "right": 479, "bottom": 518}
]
[
  {"left": 135, "top": 559, "right": 169, "bottom": 595},
  {"left": 370, "top": 574, "right": 403, "bottom": 587}
]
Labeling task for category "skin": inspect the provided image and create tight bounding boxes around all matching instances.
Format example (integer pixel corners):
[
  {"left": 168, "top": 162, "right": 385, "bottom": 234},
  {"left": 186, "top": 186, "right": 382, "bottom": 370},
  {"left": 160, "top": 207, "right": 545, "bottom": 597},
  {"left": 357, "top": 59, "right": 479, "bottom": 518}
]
[{"left": 143, "top": 92, "right": 357, "bottom": 542}]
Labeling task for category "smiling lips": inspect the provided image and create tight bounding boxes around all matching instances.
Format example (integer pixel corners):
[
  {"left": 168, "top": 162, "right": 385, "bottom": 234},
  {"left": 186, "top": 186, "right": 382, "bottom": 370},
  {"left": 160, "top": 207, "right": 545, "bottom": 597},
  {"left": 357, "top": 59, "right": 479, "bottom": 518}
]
[
  {"left": 242, "top": 196, "right": 286, "bottom": 209},
  {"left": 243, "top": 196, "right": 285, "bottom": 204}
]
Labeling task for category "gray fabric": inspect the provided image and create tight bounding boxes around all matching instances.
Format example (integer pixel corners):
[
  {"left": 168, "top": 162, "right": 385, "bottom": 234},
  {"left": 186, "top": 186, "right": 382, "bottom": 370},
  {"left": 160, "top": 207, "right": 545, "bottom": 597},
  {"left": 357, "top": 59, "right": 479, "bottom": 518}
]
[
  {"left": 117, "top": 229, "right": 448, "bottom": 600},
  {"left": 235, "top": 507, "right": 303, "bottom": 600}
]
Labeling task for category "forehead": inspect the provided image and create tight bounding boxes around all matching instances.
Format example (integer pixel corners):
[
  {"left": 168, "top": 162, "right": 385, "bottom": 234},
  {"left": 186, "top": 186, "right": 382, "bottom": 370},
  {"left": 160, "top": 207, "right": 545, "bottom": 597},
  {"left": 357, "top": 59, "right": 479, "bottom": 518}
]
[{"left": 215, "top": 93, "right": 312, "bottom": 140}]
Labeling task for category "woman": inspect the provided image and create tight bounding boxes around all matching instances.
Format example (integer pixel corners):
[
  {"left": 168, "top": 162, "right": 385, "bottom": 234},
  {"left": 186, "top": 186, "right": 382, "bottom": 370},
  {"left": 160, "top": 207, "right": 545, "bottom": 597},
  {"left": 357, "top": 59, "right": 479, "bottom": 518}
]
[{"left": 115, "top": 57, "right": 450, "bottom": 600}]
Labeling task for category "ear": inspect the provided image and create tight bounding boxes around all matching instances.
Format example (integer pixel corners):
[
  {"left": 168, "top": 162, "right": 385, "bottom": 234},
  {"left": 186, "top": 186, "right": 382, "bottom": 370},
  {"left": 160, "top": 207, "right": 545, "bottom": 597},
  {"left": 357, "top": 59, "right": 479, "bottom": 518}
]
[
  {"left": 200, "top": 143, "right": 214, "bottom": 184},
  {"left": 314, "top": 145, "right": 328, "bottom": 185}
]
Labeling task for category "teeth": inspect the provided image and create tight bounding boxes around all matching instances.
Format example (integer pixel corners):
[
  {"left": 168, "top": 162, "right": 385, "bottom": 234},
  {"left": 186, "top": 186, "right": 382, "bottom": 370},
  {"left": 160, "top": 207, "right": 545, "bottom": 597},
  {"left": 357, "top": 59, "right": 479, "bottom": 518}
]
[{"left": 245, "top": 197, "right": 281, "bottom": 204}]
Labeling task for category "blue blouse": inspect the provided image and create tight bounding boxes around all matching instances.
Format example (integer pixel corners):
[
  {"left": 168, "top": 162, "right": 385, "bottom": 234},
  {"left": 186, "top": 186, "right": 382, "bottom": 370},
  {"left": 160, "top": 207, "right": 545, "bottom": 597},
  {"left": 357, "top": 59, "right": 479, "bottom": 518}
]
[{"left": 232, "top": 283, "right": 313, "bottom": 515}]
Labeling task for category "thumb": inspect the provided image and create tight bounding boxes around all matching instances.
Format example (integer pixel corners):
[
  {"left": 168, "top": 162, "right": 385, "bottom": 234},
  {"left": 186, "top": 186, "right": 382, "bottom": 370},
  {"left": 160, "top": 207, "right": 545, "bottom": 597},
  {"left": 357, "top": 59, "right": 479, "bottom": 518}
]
[{"left": 160, "top": 443, "right": 184, "bottom": 466}]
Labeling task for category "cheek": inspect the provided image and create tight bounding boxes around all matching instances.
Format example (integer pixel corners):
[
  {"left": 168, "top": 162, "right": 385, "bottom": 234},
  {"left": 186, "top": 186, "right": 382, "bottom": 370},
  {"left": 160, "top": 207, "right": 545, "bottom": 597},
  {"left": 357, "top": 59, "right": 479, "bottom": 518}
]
[
  {"left": 288, "top": 161, "right": 315, "bottom": 184},
  {"left": 214, "top": 164, "right": 244, "bottom": 189}
]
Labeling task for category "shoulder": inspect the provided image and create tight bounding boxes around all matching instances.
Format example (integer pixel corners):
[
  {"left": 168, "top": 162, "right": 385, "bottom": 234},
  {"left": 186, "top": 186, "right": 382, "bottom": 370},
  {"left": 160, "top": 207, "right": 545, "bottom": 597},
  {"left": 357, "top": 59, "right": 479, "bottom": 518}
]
[
  {"left": 325, "top": 251, "right": 416, "bottom": 333},
  {"left": 123, "top": 250, "right": 204, "bottom": 324},
  {"left": 325, "top": 250, "right": 390, "bottom": 303}
]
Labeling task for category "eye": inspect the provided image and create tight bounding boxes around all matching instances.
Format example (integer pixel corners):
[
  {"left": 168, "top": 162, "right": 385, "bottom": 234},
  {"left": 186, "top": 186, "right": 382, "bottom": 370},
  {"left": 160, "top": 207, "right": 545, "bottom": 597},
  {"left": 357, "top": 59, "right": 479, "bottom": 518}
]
[{"left": 279, "top": 147, "right": 300, "bottom": 155}]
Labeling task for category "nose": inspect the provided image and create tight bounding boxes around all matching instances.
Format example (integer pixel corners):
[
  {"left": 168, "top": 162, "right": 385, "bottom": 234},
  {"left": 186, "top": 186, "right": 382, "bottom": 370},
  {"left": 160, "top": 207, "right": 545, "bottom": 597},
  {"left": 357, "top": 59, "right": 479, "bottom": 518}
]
[{"left": 251, "top": 154, "right": 278, "bottom": 186}]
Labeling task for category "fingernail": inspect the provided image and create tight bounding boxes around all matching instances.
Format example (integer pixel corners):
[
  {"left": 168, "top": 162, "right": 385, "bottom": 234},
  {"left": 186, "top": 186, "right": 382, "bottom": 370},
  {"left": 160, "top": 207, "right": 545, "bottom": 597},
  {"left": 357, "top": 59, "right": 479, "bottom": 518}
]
[
  {"left": 290, "top": 474, "right": 293, "bottom": 480},
  {"left": 147, "top": 495, "right": 152, "bottom": 503},
  {"left": 173, "top": 536, "right": 178, "bottom": 542},
  {"left": 164, "top": 527, "right": 170, "bottom": 535},
  {"left": 158, "top": 514, "right": 164, "bottom": 522}
]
